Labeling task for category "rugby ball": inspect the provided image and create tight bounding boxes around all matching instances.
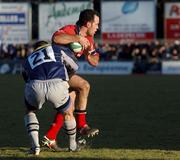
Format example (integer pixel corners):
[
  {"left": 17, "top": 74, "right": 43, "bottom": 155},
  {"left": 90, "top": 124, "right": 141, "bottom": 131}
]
[{"left": 70, "top": 42, "right": 83, "bottom": 53}]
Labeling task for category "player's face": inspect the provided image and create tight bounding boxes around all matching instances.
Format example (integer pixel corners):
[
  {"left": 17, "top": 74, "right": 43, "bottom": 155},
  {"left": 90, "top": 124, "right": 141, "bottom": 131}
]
[{"left": 87, "top": 15, "right": 99, "bottom": 36}]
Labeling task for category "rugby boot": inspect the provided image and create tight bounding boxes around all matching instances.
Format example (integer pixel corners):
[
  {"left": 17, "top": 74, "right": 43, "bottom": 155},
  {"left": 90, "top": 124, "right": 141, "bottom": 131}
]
[
  {"left": 42, "top": 136, "right": 65, "bottom": 151},
  {"left": 79, "top": 125, "right": 99, "bottom": 137}
]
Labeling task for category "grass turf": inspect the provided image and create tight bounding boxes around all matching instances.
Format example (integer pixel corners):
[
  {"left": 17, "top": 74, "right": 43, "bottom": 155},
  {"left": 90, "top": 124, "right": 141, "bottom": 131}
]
[{"left": 1, "top": 74, "right": 180, "bottom": 159}]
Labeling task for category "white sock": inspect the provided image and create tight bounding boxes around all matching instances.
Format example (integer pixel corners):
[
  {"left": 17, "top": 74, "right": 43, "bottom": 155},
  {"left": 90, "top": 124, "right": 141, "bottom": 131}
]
[
  {"left": 64, "top": 118, "right": 77, "bottom": 150},
  {"left": 24, "top": 112, "right": 40, "bottom": 149}
]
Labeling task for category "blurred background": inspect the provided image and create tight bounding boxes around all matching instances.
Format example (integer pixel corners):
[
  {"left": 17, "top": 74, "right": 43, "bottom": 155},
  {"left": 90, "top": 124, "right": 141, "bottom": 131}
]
[{"left": 0, "top": 0, "right": 180, "bottom": 75}]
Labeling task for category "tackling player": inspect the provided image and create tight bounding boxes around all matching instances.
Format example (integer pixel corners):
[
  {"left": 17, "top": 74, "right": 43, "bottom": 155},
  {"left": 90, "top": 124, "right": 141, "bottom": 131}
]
[
  {"left": 42, "top": 9, "right": 100, "bottom": 150},
  {"left": 23, "top": 41, "right": 80, "bottom": 155}
]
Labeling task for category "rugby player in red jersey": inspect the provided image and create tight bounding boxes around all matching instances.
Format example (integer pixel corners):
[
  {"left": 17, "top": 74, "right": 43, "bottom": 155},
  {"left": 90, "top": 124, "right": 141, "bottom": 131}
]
[{"left": 42, "top": 9, "right": 100, "bottom": 150}]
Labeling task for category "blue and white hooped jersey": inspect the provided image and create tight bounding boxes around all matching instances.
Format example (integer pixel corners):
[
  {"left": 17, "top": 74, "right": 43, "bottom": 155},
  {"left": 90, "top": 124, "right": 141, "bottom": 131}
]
[{"left": 24, "top": 44, "right": 78, "bottom": 81}]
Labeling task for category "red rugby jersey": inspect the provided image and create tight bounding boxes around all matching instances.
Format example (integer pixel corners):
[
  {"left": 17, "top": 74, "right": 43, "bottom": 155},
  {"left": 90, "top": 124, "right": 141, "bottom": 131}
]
[{"left": 52, "top": 25, "right": 95, "bottom": 57}]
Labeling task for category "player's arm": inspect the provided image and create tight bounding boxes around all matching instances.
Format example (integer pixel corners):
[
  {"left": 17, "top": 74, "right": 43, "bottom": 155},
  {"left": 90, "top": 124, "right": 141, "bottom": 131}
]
[
  {"left": 22, "top": 70, "right": 29, "bottom": 83},
  {"left": 52, "top": 27, "right": 90, "bottom": 49},
  {"left": 53, "top": 33, "right": 80, "bottom": 44},
  {"left": 54, "top": 34, "right": 89, "bottom": 50},
  {"left": 22, "top": 60, "right": 29, "bottom": 83},
  {"left": 84, "top": 40, "right": 100, "bottom": 67}
]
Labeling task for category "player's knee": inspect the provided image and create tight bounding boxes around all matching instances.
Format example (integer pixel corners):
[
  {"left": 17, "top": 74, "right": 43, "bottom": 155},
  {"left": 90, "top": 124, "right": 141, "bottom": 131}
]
[
  {"left": 80, "top": 80, "right": 90, "bottom": 92},
  {"left": 64, "top": 111, "right": 73, "bottom": 121}
]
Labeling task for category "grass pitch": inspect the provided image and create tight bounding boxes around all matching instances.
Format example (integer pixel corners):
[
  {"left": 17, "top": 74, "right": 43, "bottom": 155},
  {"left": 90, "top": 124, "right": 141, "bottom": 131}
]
[{"left": 1, "top": 74, "right": 180, "bottom": 160}]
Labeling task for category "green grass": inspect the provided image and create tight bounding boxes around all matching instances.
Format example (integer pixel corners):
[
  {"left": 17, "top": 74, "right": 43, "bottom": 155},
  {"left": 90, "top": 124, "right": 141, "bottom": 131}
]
[{"left": 1, "top": 74, "right": 180, "bottom": 159}]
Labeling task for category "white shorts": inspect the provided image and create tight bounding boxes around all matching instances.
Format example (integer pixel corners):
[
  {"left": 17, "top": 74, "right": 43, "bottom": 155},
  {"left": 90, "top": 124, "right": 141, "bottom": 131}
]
[{"left": 24, "top": 79, "right": 69, "bottom": 110}]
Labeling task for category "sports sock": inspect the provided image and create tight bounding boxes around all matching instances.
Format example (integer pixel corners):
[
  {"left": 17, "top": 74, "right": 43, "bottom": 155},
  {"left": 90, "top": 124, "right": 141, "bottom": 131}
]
[
  {"left": 64, "top": 118, "right": 77, "bottom": 151},
  {"left": 74, "top": 109, "right": 87, "bottom": 129},
  {"left": 24, "top": 112, "right": 40, "bottom": 149},
  {"left": 45, "top": 112, "right": 64, "bottom": 140}
]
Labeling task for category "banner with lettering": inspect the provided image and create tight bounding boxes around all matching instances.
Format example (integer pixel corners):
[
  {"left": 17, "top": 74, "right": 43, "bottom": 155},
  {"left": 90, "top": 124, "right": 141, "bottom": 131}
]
[
  {"left": 0, "top": 3, "right": 31, "bottom": 44},
  {"left": 77, "top": 61, "right": 133, "bottom": 75},
  {"left": 164, "top": 2, "right": 180, "bottom": 39},
  {"left": 39, "top": 1, "right": 92, "bottom": 40},
  {"left": 101, "top": 1, "right": 156, "bottom": 42}
]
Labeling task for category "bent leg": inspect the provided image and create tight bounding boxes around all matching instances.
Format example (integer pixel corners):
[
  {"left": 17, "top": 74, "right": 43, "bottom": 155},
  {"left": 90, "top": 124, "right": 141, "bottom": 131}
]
[
  {"left": 69, "top": 74, "right": 99, "bottom": 137},
  {"left": 69, "top": 74, "right": 90, "bottom": 111},
  {"left": 44, "top": 80, "right": 70, "bottom": 141},
  {"left": 69, "top": 75, "right": 90, "bottom": 128},
  {"left": 44, "top": 113, "right": 64, "bottom": 141}
]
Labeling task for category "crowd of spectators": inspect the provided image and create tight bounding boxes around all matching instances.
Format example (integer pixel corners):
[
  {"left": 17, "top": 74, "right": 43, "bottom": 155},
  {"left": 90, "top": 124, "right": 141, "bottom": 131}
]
[
  {"left": 97, "top": 40, "right": 180, "bottom": 73},
  {"left": 98, "top": 40, "right": 180, "bottom": 61},
  {"left": 0, "top": 43, "right": 33, "bottom": 60},
  {"left": 0, "top": 39, "right": 180, "bottom": 73},
  {"left": 1, "top": 40, "right": 180, "bottom": 61}
]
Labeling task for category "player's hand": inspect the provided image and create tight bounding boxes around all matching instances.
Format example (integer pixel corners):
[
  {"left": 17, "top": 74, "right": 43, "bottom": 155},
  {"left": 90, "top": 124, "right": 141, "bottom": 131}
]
[
  {"left": 78, "top": 36, "right": 90, "bottom": 50},
  {"left": 86, "top": 52, "right": 100, "bottom": 67}
]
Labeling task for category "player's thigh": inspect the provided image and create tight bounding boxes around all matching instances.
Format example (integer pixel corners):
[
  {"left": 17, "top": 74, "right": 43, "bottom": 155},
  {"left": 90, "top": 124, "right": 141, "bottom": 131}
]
[
  {"left": 69, "top": 74, "right": 88, "bottom": 90},
  {"left": 48, "top": 80, "right": 69, "bottom": 108},
  {"left": 24, "top": 82, "right": 45, "bottom": 109}
]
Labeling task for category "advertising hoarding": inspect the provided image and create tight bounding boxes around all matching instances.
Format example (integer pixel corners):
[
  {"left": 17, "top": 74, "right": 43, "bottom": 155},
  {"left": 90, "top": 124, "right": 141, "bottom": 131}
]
[
  {"left": 77, "top": 61, "right": 133, "bottom": 75},
  {"left": 101, "top": 1, "right": 156, "bottom": 42},
  {"left": 162, "top": 61, "right": 180, "bottom": 74},
  {"left": 165, "top": 2, "right": 180, "bottom": 39},
  {"left": 0, "top": 3, "right": 31, "bottom": 44},
  {"left": 39, "top": 1, "right": 92, "bottom": 40}
]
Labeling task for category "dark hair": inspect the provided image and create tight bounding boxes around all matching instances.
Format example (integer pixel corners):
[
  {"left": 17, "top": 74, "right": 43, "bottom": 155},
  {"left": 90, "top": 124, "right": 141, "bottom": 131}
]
[
  {"left": 76, "top": 9, "right": 99, "bottom": 27},
  {"left": 33, "top": 40, "right": 49, "bottom": 50}
]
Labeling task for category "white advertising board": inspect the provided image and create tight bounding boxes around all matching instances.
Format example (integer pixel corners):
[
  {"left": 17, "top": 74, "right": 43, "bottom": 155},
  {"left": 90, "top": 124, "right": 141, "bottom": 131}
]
[
  {"left": 39, "top": 1, "right": 92, "bottom": 40},
  {"left": 77, "top": 62, "right": 133, "bottom": 75},
  {"left": 0, "top": 3, "right": 31, "bottom": 44},
  {"left": 101, "top": 1, "right": 156, "bottom": 42},
  {"left": 162, "top": 61, "right": 180, "bottom": 74}
]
